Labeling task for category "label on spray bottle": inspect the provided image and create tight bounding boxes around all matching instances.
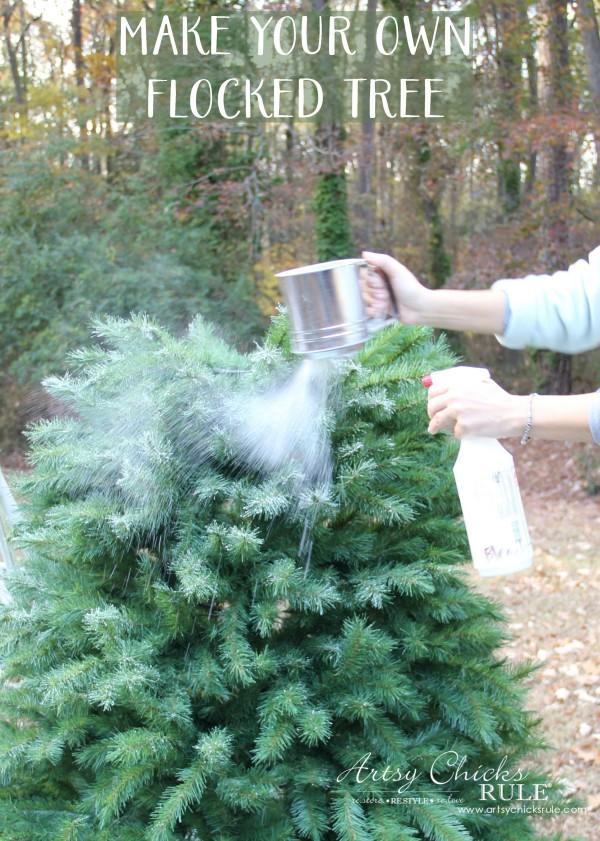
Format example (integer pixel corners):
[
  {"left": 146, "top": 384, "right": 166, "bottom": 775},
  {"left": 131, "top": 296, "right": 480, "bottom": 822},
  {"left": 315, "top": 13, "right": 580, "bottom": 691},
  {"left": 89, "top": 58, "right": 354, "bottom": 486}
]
[
  {"left": 453, "top": 440, "right": 533, "bottom": 576},
  {"left": 429, "top": 367, "right": 533, "bottom": 577}
]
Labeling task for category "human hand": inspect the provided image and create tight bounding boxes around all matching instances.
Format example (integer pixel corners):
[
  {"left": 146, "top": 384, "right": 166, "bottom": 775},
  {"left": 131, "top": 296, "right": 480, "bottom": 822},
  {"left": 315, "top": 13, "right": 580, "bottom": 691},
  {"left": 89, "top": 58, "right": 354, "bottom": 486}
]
[
  {"left": 361, "top": 251, "right": 430, "bottom": 324},
  {"left": 424, "top": 367, "right": 528, "bottom": 439}
]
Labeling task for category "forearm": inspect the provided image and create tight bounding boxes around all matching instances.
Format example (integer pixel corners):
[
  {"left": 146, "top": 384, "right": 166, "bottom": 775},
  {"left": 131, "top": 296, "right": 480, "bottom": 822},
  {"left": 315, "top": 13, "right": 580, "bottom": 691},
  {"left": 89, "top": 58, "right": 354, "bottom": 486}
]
[
  {"left": 504, "top": 393, "right": 597, "bottom": 443},
  {"left": 409, "top": 288, "right": 506, "bottom": 335}
]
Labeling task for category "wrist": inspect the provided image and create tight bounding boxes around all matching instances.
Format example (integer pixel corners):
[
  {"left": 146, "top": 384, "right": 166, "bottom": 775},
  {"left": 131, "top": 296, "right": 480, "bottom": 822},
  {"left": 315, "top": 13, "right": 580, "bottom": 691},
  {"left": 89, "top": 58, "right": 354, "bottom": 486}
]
[
  {"left": 401, "top": 287, "right": 434, "bottom": 324},
  {"left": 504, "top": 394, "right": 530, "bottom": 439}
]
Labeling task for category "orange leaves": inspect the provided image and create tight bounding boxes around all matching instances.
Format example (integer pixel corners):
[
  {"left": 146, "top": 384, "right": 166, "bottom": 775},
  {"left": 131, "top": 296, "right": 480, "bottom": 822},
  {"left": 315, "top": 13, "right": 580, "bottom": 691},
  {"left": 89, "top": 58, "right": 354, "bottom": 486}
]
[{"left": 86, "top": 53, "right": 116, "bottom": 89}]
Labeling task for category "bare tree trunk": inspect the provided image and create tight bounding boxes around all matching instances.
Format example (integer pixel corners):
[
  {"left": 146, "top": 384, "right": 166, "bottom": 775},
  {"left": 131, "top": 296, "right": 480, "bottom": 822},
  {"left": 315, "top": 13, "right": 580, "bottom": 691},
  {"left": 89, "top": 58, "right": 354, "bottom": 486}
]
[
  {"left": 357, "top": 0, "right": 378, "bottom": 248},
  {"left": 72, "top": 0, "right": 84, "bottom": 89},
  {"left": 521, "top": 0, "right": 538, "bottom": 196},
  {"left": 578, "top": 0, "right": 600, "bottom": 181},
  {"left": 538, "top": 0, "right": 571, "bottom": 255},
  {"left": 2, "top": 2, "right": 25, "bottom": 105},
  {"left": 579, "top": 0, "right": 600, "bottom": 105},
  {"left": 284, "top": 120, "right": 294, "bottom": 186},
  {"left": 99, "top": 25, "right": 115, "bottom": 178},
  {"left": 376, "top": 123, "right": 387, "bottom": 247},
  {"left": 538, "top": 0, "right": 572, "bottom": 394},
  {"left": 72, "top": 0, "right": 88, "bottom": 167},
  {"left": 493, "top": 0, "right": 523, "bottom": 214},
  {"left": 18, "top": 0, "right": 26, "bottom": 101}
]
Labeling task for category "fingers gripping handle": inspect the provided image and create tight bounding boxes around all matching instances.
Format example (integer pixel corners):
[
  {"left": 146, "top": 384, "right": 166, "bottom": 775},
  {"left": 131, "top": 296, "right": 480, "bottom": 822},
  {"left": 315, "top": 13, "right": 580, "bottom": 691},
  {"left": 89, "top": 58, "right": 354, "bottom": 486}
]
[{"left": 360, "top": 259, "right": 399, "bottom": 333}]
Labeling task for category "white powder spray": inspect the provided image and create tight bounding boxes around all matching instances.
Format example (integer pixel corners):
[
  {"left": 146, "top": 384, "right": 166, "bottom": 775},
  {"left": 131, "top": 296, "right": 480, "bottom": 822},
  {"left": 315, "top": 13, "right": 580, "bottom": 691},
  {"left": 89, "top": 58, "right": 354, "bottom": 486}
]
[{"left": 225, "top": 358, "right": 336, "bottom": 491}]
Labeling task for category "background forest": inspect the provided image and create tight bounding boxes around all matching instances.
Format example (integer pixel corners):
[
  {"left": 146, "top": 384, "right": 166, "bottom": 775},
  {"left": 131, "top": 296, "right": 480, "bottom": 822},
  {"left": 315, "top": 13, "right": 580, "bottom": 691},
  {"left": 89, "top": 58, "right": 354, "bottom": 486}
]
[{"left": 1, "top": 0, "right": 600, "bottom": 460}]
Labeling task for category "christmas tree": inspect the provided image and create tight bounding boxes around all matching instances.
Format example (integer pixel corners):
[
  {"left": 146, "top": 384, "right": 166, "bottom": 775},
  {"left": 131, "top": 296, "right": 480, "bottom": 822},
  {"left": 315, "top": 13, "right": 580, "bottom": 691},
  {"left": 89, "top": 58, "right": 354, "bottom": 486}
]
[{"left": 0, "top": 314, "right": 560, "bottom": 840}]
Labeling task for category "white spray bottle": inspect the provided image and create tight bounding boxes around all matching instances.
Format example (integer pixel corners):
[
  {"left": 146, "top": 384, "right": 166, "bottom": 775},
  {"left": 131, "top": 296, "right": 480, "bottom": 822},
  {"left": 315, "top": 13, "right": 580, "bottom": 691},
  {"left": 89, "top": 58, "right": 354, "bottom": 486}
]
[{"left": 429, "top": 366, "right": 533, "bottom": 577}]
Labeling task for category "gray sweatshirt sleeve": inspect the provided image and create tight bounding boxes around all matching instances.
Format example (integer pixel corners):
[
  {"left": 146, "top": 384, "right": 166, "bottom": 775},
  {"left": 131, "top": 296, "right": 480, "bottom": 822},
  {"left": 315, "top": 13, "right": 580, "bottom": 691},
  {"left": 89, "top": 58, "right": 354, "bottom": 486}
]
[
  {"left": 492, "top": 246, "right": 600, "bottom": 444},
  {"left": 492, "top": 246, "right": 600, "bottom": 353}
]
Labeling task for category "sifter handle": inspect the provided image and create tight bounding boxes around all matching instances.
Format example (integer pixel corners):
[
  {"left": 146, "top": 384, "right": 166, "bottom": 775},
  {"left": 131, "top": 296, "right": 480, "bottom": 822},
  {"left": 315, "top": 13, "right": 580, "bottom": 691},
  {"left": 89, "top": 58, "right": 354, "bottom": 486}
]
[{"left": 359, "top": 259, "right": 399, "bottom": 332}]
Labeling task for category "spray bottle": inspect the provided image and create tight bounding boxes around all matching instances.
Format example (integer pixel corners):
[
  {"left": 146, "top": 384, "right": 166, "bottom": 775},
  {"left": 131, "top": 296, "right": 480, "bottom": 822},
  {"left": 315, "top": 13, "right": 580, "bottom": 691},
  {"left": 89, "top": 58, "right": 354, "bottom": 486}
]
[{"left": 428, "top": 366, "right": 533, "bottom": 577}]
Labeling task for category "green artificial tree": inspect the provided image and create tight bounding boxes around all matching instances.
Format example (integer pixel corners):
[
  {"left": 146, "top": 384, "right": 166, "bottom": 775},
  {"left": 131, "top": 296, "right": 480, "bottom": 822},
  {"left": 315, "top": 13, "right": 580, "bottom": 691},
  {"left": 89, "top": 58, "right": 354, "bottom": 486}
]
[{"left": 0, "top": 314, "right": 562, "bottom": 841}]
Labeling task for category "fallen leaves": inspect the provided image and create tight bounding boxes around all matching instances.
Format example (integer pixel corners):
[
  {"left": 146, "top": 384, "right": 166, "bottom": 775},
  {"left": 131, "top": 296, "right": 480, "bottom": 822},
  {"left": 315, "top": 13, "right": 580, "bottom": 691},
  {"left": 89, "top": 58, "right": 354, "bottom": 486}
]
[
  {"left": 573, "top": 743, "right": 600, "bottom": 765},
  {"left": 555, "top": 640, "right": 586, "bottom": 656},
  {"left": 473, "top": 441, "right": 600, "bottom": 838},
  {"left": 578, "top": 722, "right": 592, "bottom": 738},
  {"left": 586, "top": 792, "right": 600, "bottom": 812}
]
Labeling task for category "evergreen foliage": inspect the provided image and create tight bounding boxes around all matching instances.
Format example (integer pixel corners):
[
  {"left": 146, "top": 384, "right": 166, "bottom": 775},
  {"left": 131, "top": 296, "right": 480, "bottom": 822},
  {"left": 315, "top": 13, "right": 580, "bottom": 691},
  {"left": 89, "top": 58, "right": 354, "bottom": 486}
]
[
  {"left": 427, "top": 210, "right": 452, "bottom": 290},
  {"left": 0, "top": 152, "right": 263, "bottom": 386},
  {"left": 313, "top": 173, "right": 353, "bottom": 261},
  {"left": 497, "top": 159, "right": 521, "bottom": 216},
  {"left": 0, "top": 148, "right": 265, "bottom": 451},
  {"left": 0, "top": 315, "right": 558, "bottom": 839}
]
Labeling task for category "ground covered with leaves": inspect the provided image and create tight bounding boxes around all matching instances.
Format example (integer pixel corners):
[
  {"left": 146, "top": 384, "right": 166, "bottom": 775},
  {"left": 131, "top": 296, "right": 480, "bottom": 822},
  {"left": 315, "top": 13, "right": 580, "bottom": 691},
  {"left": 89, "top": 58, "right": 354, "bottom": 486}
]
[{"left": 476, "top": 439, "right": 600, "bottom": 841}]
